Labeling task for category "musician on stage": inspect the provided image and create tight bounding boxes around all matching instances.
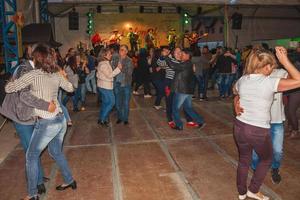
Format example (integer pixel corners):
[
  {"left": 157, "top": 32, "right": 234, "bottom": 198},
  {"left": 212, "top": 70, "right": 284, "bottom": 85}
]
[
  {"left": 127, "top": 27, "right": 139, "bottom": 52},
  {"left": 109, "top": 29, "right": 122, "bottom": 49},
  {"left": 183, "top": 30, "right": 191, "bottom": 49},
  {"left": 167, "top": 28, "right": 177, "bottom": 50},
  {"left": 145, "top": 28, "right": 155, "bottom": 50},
  {"left": 190, "top": 31, "right": 200, "bottom": 53}
]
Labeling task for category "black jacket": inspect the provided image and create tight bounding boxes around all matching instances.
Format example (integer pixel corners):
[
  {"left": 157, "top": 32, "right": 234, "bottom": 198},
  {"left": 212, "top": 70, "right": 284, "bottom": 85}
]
[{"left": 165, "top": 57, "right": 195, "bottom": 94}]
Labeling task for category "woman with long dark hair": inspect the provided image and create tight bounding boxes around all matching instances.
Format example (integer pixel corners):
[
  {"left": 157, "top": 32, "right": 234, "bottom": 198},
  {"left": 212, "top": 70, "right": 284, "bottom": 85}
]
[{"left": 5, "top": 44, "right": 76, "bottom": 200}]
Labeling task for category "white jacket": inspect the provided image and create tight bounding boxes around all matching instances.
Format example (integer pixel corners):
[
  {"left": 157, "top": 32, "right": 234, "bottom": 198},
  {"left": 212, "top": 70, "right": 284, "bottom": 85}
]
[{"left": 96, "top": 61, "right": 121, "bottom": 90}]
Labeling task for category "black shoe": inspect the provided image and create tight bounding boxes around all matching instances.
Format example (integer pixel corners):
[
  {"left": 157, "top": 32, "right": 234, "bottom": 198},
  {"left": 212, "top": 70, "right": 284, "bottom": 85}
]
[
  {"left": 171, "top": 126, "right": 183, "bottom": 131},
  {"left": 43, "top": 177, "right": 50, "bottom": 182},
  {"left": 124, "top": 121, "right": 129, "bottom": 125},
  {"left": 37, "top": 183, "right": 46, "bottom": 194},
  {"left": 271, "top": 168, "right": 281, "bottom": 184},
  {"left": 197, "top": 123, "right": 206, "bottom": 129},
  {"left": 116, "top": 119, "right": 122, "bottom": 124},
  {"left": 98, "top": 120, "right": 109, "bottom": 127},
  {"left": 56, "top": 180, "right": 77, "bottom": 191}
]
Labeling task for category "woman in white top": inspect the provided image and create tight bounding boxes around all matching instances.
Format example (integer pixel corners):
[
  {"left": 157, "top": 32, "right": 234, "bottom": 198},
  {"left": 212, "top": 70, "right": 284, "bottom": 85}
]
[
  {"left": 5, "top": 45, "right": 76, "bottom": 200},
  {"left": 234, "top": 47, "right": 300, "bottom": 200},
  {"left": 96, "top": 47, "right": 122, "bottom": 127}
]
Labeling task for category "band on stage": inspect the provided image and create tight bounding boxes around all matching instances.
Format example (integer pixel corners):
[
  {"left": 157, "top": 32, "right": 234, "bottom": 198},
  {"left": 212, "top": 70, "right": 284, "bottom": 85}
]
[{"left": 90, "top": 27, "right": 208, "bottom": 52}]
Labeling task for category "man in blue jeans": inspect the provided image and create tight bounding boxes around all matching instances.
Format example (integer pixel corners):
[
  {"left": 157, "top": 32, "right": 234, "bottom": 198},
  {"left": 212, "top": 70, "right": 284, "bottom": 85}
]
[
  {"left": 235, "top": 68, "right": 288, "bottom": 184},
  {"left": 113, "top": 45, "right": 134, "bottom": 125},
  {"left": 165, "top": 48, "right": 204, "bottom": 130}
]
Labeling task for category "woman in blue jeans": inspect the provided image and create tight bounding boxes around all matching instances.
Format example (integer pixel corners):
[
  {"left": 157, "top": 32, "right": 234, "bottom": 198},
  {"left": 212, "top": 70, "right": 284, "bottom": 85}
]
[
  {"left": 5, "top": 47, "right": 76, "bottom": 200},
  {"left": 96, "top": 48, "right": 122, "bottom": 127}
]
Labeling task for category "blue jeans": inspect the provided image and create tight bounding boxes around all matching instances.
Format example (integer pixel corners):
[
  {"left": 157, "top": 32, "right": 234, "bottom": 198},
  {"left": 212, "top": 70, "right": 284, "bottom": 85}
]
[
  {"left": 85, "top": 70, "right": 97, "bottom": 93},
  {"left": 63, "top": 85, "right": 85, "bottom": 110},
  {"left": 58, "top": 90, "right": 71, "bottom": 122},
  {"left": 196, "top": 69, "right": 210, "bottom": 98},
  {"left": 98, "top": 87, "right": 115, "bottom": 121},
  {"left": 13, "top": 122, "right": 45, "bottom": 185},
  {"left": 172, "top": 92, "right": 204, "bottom": 128},
  {"left": 216, "top": 73, "right": 235, "bottom": 97},
  {"left": 252, "top": 123, "right": 284, "bottom": 170},
  {"left": 114, "top": 83, "right": 131, "bottom": 122},
  {"left": 26, "top": 114, "right": 73, "bottom": 197}
]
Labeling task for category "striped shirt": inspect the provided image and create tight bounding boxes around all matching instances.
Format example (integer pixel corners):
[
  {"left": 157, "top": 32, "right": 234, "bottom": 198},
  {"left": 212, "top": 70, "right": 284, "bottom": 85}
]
[
  {"left": 5, "top": 69, "right": 74, "bottom": 119},
  {"left": 157, "top": 57, "right": 176, "bottom": 80}
]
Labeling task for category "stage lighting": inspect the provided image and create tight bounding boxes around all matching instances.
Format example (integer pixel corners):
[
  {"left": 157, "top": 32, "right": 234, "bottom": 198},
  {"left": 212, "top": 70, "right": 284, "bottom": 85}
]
[
  {"left": 185, "top": 20, "right": 189, "bottom": 24},
  {"left": 184, "top": 13, "right": 188, "bottom": 17}
]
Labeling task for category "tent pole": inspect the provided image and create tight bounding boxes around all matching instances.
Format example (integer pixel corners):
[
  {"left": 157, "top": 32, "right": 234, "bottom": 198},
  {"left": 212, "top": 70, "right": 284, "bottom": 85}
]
[{"left": 224, "top": 4, "right": 229, "bottom": 47}]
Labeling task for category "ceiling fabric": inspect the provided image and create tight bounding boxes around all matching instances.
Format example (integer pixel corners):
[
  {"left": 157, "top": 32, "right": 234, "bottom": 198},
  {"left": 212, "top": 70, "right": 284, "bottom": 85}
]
[{"left": 48, "top": 0, "right": 300, "bottom": 6}]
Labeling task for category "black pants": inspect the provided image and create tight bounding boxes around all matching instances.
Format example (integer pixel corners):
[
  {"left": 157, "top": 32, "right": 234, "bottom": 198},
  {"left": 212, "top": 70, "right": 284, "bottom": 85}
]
[
  {"left": 134, "top": 79, "right": 151, "bottom": 95},
  {"left": 287, "top": 92, "right": 300, "bottom": 131}
]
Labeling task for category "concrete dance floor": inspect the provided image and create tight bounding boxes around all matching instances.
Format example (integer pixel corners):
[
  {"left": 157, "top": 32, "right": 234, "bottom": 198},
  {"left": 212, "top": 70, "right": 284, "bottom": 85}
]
[{"left": 0, "top": 94, "right": 300, "bottom": 200}]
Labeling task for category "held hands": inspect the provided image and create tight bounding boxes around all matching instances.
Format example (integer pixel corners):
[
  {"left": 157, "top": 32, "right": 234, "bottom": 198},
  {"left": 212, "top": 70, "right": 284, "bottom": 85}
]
[
  {"left": 48, "top": 100, "right": 56, "bottom": 113},
  {"left": 275, "top": 46, "right": 290, "bottom": 66},
  {"left": 117, "top": 62, "right": 123, "bottom": 70}
]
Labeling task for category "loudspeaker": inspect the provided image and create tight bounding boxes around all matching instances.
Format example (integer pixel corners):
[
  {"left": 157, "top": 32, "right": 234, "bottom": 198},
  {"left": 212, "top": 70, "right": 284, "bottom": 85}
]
[
  {"left": 140, "top": 6, "right": 144, "bottom": 13},
  {"left": 176, "top": 6, "right": 181, "bottom": 14},
  {"left": 119, "top": 5, "right": 124, "bottom": 13},
  {"left": 69, "top": 11, "right": 79, "bottom": 30},
  {"left": 231, "top": 12, "right": 243, "bottom": 29},
  {"left": 197, "top": 7, "right": 202, "bottom": 14},
  {"left": 158, "top": 6, "right": 162, "bottom": 13},
  {"left": 97, "top": 5, "right": 101, "bottom": 13}
]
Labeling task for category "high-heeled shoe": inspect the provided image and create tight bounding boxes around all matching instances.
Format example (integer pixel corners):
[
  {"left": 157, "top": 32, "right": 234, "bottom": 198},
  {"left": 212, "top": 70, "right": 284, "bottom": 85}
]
[
  {"left": 37, "top": 183, "right": 46, "bottom": 194},
  {"left": 56, "top": 180, "right": 77, "bottom": 191}
]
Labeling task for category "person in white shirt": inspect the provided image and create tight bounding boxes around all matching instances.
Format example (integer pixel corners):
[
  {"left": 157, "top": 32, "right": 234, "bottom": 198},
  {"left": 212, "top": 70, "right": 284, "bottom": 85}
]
[
  {"left": 233, "top": 47, "right": 300, "bottom": 200},
  {"left": 96, "top": 47, "right": 122, "bottom": 127},
  {"left": 235, "top": 68, "right": 288, "bottom": 185}
]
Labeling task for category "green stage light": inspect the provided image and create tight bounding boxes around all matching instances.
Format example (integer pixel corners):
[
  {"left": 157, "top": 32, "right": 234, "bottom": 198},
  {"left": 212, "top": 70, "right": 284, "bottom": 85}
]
[
  {"left": 87, "top": 12, "right": 92, "bottom": 17},
  {"left": 88, "top": 19, "right": 93, "bottom": 24},
  {"left": 185, "top": 20, "right": 189, "bottom": 24},
  {"left": 184, "top": 13, "right": 188, "bottom": 17}
]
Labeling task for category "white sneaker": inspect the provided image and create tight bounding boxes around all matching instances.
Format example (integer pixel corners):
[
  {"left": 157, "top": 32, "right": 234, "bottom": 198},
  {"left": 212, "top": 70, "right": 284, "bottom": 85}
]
[
  {"left": 153, "top": 106, "right": 162, "bottom": 110},
  {"left": 144, "top": 94, "right": 152, "bottom": 98},
  {"left": 133, "top": 91, "right": 139, "bottom": 95},
  {"left": 247, "top": 191, "right": 269, "bottom": 200},
  {"left": 238, "top": 194, "right": 247, "bottom": 200}
]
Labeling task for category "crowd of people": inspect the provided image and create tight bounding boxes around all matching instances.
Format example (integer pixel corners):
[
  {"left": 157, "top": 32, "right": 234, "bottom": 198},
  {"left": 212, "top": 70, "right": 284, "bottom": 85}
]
[{"left": 0, "top": 35, "right": 300, "bottom": 200}]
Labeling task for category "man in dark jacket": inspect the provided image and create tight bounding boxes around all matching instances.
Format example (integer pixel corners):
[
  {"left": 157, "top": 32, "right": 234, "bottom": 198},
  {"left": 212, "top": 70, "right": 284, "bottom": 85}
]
[{"left": 165, "top": 48, "right": 204, "bottom": 130}]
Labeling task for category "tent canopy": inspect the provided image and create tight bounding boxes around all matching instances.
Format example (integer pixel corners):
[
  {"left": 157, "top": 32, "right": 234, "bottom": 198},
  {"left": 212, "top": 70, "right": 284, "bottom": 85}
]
[{"left": 48, "top": 0, "right": 300, "bottom": 6}]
